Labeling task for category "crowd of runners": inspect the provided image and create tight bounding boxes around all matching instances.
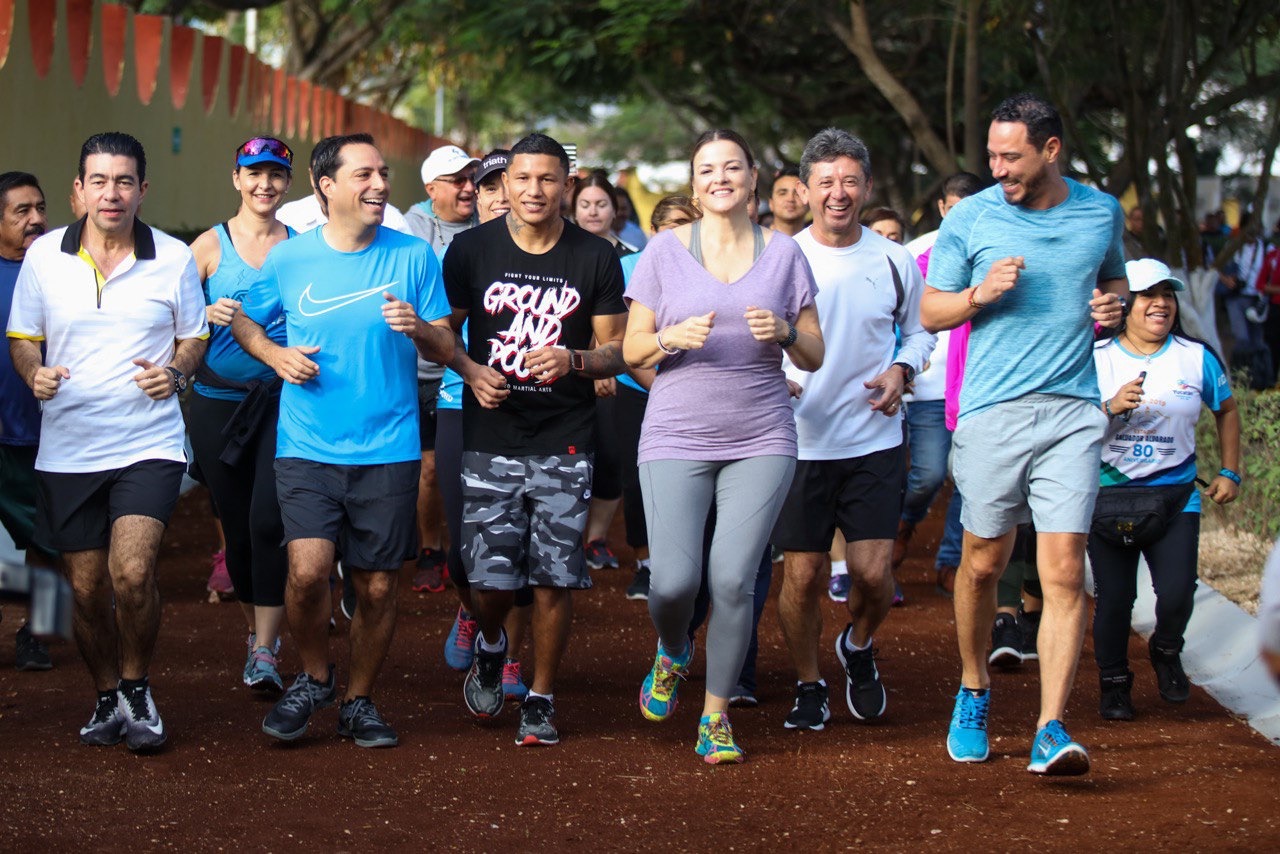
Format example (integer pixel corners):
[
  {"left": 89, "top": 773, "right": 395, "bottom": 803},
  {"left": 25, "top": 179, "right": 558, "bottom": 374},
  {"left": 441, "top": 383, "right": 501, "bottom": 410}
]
[{"left": 4, "top": 90, "right": 1280, "bottom": 773}]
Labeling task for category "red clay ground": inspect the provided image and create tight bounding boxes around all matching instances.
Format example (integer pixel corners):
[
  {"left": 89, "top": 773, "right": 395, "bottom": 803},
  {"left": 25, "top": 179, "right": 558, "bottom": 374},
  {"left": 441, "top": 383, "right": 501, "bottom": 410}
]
[{"left": 2, "top": 490, "right": 1277, "bottom": 851}]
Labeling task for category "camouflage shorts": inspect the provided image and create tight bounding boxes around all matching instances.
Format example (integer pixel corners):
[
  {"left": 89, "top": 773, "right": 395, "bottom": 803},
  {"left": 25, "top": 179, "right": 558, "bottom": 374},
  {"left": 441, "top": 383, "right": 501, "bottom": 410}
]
[{"left": 460, "top": 451, "right": 593, "bottom": 590}]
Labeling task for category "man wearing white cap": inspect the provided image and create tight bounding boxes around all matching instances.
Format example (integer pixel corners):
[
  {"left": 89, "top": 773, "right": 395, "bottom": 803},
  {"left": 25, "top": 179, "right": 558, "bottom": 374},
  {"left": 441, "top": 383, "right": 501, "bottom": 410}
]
[{"left": 406, "top": 145, "right": 481, "bottom": 255}]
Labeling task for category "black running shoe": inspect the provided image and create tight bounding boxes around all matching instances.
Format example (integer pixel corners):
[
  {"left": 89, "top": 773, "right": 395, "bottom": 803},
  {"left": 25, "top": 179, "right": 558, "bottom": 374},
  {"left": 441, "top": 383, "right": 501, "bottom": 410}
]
[
  {"left": 1017, "top": 608, "right": 1041, "bottom": 661},
  {"left": 625, "top": 566, "right": 650, "bottom": 601},
  {"left": 263, "top": 666, "right": 336, "bottom": 741},
  {"left": 15, "top": 623, "right": 52, "bottom": 671},
  {"left": 1099, "top": 670, "right": 1135, "bottom": 721},
  {"left": 988, "top": 613, "right": 1023, "bottom": 669},
  {"left": 79, "top": 691, "right": 125, "bottom": 746},
  {"left": 515, "top": 695, "right": 559, "bottom": 746},
  {"left": 338, "top": 696, "right": 399, "bottom": 748},
  {"left": 834, "top": 625, "right": 886, "bottom": 721},
  {"left": 783, "top": 681, "right": 831, "bottom": 731},
  {"left": 463, "top": 635, "right": 506, "bottom": 718},
  {"left": 118, "top": 679, "right": 166, "bottom": 752},
  {"left": 1149, "top": 638, "right": 1190, "bottom": 703}
]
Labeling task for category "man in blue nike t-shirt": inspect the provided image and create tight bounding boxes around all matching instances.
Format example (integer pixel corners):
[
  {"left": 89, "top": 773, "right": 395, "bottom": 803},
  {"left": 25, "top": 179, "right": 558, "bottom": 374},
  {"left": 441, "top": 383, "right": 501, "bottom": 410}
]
[{"left": 234, "top": 133, "right": 454, "bottom": 748}]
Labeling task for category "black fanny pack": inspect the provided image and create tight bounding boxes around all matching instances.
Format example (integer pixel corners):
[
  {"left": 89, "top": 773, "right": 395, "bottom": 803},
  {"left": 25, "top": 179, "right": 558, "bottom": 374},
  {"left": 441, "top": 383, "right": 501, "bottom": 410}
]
[{"left": 1090, "top": 481, "right": 1198, "bottom": 548}]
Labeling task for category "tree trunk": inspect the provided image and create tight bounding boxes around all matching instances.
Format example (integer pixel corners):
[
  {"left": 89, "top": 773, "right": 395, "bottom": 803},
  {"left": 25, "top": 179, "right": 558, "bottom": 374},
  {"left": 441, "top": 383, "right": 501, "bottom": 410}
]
[{"left": 962, "top": 0, "right": 981, "bottom": 173}]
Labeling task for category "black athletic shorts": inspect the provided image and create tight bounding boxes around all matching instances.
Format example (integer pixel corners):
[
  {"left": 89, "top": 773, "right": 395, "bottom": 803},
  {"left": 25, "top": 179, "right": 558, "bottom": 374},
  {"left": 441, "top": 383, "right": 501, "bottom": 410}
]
[
  {"left": 771, "top": 443, "right": 907, "bottom": 551},
  {"left": 418, "top": 377, "right": 441, "bottom": 452},
  {"left": 275, "top": 457, "right": 420, "bottom": 571},
  {"left": 34, "top": 459, "right": 186, "bottom": 552}
]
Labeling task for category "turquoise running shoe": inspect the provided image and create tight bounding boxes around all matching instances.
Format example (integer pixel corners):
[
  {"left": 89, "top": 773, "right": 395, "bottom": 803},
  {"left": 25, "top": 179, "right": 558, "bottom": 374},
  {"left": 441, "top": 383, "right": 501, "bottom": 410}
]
[
  {"left": 946, "top": 687, "right": 990, "bottom": 763},
  {"left": 639, "top": 640, "right": 692, "bottom": 722},
  {"left": 695, "top": 712, "right": 744, "bottom": 764},
  {"left": 1027, "top": 719, "right": 1090, "bottom": 775}
]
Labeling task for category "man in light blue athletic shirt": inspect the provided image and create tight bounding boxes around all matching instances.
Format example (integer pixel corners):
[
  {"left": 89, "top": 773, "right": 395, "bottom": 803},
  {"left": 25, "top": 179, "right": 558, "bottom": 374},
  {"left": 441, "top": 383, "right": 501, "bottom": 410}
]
[
  {"left": 233, "top": 133, "right": 454, "bottom": 749},
  {"left": 921, "top": 93, "right": 1128, "bottom": 777}
]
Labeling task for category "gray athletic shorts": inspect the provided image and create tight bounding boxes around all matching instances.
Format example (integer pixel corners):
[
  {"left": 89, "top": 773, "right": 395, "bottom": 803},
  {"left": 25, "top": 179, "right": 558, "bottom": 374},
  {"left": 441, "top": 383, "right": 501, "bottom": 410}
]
[
  {"left": 951, "top": 393, "right": 1106, "bottom": 538},
  {"left": 460, "top": 451, "right": 592, "bottom": 591}
]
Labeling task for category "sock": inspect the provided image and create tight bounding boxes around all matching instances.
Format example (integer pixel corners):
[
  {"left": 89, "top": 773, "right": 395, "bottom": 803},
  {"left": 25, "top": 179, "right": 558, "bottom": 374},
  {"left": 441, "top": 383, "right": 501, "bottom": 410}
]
[
  {"left": 831, "top": 560, "right": 848, "bottom": 577},
  {"left": 119, "top": 676, "right": 148, "bottom": 692},
  {"left": 797, "top": 679, "right": 827, "bottom": 688},
  {"left": 528, "top": 690, "right": 553, "bottom": 705},
  {"left": 847, "top": 634, "right": 872, "bottom": 652},
  {"left": 963, "top": 687, "right": 989, "bottom": 698},
  {"left": 478, "top": 631, "right": 506, "bottom": 654},
  {"left": 637, "top": 558, "right": 650, "bottom": 570},
  {"left": 97, "top": 689, "right": 118, "bottom": 702}
]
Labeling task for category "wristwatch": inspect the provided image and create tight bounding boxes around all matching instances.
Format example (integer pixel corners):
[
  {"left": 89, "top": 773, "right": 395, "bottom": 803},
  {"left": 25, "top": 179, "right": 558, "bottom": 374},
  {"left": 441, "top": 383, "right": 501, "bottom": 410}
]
[
  {"left": 892, "top": 362, "right": 916, "bottom": 383},
  {"left": 569, "top": 349, "right": 586, "bottom": 373},
  {"left": 165, "top": 366, "right": 188, "bottom": 394}
]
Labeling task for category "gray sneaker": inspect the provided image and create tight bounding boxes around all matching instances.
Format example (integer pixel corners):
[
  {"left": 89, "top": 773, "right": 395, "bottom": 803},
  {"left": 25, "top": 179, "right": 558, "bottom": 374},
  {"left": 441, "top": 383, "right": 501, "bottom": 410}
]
[
  {"left": 338, "top": 697, "right": 399, "bottom": 748},
  {"left": 79, "top": 691, "right": 126, "bottom": 746},
  {"left": 516, "top": 695, "right": 559, "bottom": 746},
  {"left": 262, "top": 666, "right": 336, "bottom": 741},
  {"left": 117, "top": 680, "right": 167, "bottom": 752},
  {"left": 464, "top": 642, "right": 506, "bottom": 718}
]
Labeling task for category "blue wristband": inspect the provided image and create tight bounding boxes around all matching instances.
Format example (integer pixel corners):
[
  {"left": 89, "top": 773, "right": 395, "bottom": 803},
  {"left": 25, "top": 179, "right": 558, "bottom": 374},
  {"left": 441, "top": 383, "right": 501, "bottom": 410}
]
[{"left": 1219, "top": 468, "right": 1241, "bottom": 485}]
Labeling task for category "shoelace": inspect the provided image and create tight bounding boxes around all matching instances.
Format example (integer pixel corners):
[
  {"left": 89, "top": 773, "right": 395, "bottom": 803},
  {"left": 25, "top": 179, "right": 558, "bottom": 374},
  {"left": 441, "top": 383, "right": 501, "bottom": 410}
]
[
  {"left": 278, "top": 675, "right": 327, "bottom": 714},
  {"left": 1038, "top": 722, "right": 1068, "bottom": 749},
  {"left": 91, "top": 695, "right": 117, "bottom": 724},
  {"left": 250, "top": 648, "right": 278, "bottom": 671},
  {"left": 848, "top": 646, "right": 879, "bottom": 683},
  {"left": 651, "top": 654, "right": 688, "bottom": 697},
  {"left": 454, "top": 615, "right": 476, "bottom": 650},
  {"left": 522, "top": 698, "right": 553, "bottom": 726},
  {"left": 502, "top": 661, "right": 523, "bottom": 685},
  {"left": 121, "top": 686, "right": 151, "bottom": 721},
  {"left": 956, "top": 693, "right": 989, "bottom": 729},
  {"left": 703, "top": 715, "right": 736, "bottom": 748},
  {"left": 346, "top": 699, "right": 386, "bottom": 729}
]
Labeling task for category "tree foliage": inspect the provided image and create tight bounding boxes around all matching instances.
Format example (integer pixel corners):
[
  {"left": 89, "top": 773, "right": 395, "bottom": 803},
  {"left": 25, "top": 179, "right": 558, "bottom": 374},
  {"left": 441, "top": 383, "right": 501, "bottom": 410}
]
[{"left": 161, "top": 0, "right": 1280, "bottom": 247}]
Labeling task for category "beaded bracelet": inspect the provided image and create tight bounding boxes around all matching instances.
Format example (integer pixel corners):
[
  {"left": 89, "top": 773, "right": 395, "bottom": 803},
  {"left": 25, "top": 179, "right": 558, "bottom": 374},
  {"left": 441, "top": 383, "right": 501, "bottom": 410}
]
[
  {"left": 1219, "top": 468, "right": 1242, "bottom": 485},
  {"left": 967, "top": 287, "right": 986, "bottom": 309},
  {"left": 779, "top": 323, "right": 798, "bottom": 348}
]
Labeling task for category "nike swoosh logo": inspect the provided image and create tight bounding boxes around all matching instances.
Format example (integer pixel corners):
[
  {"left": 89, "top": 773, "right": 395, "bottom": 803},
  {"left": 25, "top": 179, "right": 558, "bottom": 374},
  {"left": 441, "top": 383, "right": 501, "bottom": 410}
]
[
  {"left": 297, "top": 282, "right": 396, "bottom": 317},
  {"left": 144, "top": 720, "right": 164, "bottom": 735}
]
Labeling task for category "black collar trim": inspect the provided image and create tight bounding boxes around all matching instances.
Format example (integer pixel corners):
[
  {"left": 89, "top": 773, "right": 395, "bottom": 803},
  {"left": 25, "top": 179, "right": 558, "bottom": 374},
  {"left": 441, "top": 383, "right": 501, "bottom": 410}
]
[{"left": 60, "top": 216, "right": 156, "bottom": 260}]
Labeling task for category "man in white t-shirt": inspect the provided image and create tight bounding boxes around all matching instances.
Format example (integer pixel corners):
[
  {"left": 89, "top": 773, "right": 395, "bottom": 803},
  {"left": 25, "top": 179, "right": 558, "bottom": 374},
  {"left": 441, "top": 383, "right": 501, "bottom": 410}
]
[
  {"left": 771, "top": 128, "right": 935, "bottom": 732},
  {"left": 7, "top": 132, "right": 209, "bottom": 753}
]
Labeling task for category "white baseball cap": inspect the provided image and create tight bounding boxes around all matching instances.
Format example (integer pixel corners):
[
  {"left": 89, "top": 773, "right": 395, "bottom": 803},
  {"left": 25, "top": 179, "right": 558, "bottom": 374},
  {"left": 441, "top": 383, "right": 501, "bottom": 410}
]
[
  {"left": 1125, "top": 257, "right": 1186, "bottom": 293},
  {"left": 420, "top": 145, "right": 480, "bottom": 185}
]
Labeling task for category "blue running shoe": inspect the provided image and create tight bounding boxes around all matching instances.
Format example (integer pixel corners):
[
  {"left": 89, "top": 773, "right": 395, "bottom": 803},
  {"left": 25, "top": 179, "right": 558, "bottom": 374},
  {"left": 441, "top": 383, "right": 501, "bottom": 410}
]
[
  {"left": 946, "top": 687, "right": 990, "bottom": 763},
  {"left": 639, "top": 640, "right": 692, "bottom": 722},
  {"left": 444, "top": 606, "right": 477, "bottom": 672},
  {"left": 1027, "top": 719, "right": 1090, "bottom": 776}
]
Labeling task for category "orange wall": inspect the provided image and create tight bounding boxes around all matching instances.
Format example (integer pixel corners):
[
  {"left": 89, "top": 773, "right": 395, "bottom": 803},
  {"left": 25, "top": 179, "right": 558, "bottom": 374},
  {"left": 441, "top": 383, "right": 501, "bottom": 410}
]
[{"left": 0, "top": 1, "right": 445, "bottom": 232}]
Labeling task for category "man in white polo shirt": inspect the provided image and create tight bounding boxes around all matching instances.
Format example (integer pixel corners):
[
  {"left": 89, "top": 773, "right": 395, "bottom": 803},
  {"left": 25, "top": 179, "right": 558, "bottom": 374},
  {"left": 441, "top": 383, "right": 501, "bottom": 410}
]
[{"left": 7, "top": 132, "right": 209, "bottom": 753}]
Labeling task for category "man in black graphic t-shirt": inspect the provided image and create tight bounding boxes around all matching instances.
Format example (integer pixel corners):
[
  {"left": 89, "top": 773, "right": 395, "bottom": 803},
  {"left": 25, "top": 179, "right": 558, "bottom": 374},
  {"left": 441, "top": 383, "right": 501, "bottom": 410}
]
[{"left": 444, "top": 133, "right": 626, "bottom": 747}]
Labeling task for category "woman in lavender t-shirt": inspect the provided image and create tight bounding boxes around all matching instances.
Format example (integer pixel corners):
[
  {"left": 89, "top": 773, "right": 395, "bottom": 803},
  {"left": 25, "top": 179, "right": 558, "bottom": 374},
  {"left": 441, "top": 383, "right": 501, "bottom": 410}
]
[{"left": 622, "top": 129, "right": 823, "bottom": 764}]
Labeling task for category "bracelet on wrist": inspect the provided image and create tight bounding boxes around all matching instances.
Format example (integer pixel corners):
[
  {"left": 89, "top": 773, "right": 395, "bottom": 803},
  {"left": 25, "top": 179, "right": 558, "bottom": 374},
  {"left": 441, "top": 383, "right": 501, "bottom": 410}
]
[
  {"left": 967, "top": 287, "right": 986, "bottom": 309},
  {"left": 1219, "top": 468, "right": 1241, "bottom": 485},
  {"left": 655, "top": 329, "right": 679, "bottom": 355},
  {"left": 779, "top": 323, "right": 798, "bottom": 348},
  {"left": 1103, "top": 399, "right": 1115, "bottom": 418}
]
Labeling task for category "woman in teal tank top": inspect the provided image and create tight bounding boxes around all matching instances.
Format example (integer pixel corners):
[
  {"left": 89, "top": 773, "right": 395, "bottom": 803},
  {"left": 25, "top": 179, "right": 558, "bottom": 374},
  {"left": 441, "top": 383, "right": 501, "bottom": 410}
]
[{"left": 187, "top": 137, "right": 295, "bottom": 697}]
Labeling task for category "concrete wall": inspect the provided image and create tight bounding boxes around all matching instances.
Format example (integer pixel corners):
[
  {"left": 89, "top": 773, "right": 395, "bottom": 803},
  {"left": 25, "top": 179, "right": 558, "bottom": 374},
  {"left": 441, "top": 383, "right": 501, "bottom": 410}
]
[{"left": 0, "top": 1, "right": 445, "bottom": 234}]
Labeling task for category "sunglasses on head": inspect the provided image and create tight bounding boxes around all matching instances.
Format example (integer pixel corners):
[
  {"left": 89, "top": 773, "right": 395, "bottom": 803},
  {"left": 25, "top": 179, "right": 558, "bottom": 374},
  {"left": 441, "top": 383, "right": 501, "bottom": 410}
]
[{"left": 237, "top": 137, "right": 293, "bottom": 165}]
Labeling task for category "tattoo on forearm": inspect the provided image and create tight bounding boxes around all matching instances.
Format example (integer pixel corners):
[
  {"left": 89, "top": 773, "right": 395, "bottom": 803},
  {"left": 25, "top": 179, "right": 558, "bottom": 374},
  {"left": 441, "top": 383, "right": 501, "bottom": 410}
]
[{"left": 577, "top": 342, "right": 626, "bottom": 378}]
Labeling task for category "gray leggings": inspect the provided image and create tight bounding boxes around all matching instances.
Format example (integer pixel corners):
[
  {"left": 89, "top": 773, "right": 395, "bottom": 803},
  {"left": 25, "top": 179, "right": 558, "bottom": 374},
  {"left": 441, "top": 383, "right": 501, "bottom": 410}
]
[{"left": 640, "top": 455, "right": 796, "bottom": 699}]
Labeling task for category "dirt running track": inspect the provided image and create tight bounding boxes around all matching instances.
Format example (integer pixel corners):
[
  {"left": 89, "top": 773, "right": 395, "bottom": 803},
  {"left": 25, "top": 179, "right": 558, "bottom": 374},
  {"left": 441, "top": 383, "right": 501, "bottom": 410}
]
[{"left": 2, "top": 490, "right": 1277, "bottom": 852}]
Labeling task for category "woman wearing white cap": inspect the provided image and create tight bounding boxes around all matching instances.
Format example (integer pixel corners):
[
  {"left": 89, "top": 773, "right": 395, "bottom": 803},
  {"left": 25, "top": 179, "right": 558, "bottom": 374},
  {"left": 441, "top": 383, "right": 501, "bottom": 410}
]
[{"left": 1089, "top": 257, "right": 1241, "bottom": 721}]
